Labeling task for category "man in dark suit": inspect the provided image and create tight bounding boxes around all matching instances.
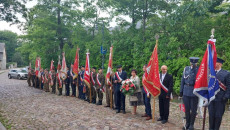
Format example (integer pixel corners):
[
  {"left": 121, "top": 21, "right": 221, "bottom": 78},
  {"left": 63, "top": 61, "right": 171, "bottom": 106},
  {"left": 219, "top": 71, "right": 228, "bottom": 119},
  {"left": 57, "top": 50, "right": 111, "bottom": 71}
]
[
  {"left": 64, "top": 67, "right": 70, "bottom": 96},
  {"left": 141, "top": 64, "right": 152, "bottom": 120},
  {"left": 158, "top": 65, "right": 173, "bottom": 124},
  {"left": 78, "top": 66, "right": 85, "bottom": 100},
  {"left": 208, "top": 58, "right": 230, "bottom": 130},
  {"left": 114, "top": 65, "right": 127, "bottom": 114}
]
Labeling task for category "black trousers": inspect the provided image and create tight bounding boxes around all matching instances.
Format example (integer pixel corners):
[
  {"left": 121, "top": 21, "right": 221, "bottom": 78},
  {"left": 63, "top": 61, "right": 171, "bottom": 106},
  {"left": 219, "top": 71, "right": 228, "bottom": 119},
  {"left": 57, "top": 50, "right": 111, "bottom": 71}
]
[
  {"left": 159, "top": 96, "right": 170, "bottom": 120},
  {"left": 115, "top": 85, "right": 125, "bottom": 111},
  {"left": 71, "top": 83, "right": 76, "bottom": 96},
  {"left": 183, "top": 96, "right": 198, "bottom": 128},
  {"left": 142, "top": 87, "right": 152, "bottom": 117},
  {"left": 208, "top": 99, "right": 226, "bottom": 130},
  {"left": 65, "top": 83, "right": 70, "bottom": 96}
]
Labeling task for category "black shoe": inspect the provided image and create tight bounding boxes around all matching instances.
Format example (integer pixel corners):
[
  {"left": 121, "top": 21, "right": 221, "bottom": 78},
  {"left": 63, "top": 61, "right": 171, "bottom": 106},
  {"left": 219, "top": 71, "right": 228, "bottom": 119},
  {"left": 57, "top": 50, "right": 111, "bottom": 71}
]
[
  {"left": 116, "top": 110, "right": 120, "bottom": 113},
  {"left": 104, "top": 105, "right": 110, "bottom": 107},
  {"left": 188, "top": 126, "right": 194, "bottom": 130},
  {"left": 122, "top": 111, "right": 126, "bottom": 114},
  {"left": 157, "top": 118, "right": 163, "bottom": 121},
  {"left": 161, "top": 120, "right": 168, "bottom": 124},
  {"left": 96, "top": 101, "right": 102, "bottom": 105}
]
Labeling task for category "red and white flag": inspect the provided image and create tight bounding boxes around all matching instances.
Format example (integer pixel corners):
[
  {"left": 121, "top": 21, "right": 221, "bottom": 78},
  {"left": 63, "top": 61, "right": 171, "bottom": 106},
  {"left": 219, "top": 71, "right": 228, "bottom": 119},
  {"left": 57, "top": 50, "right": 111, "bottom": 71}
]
[
  {"left": 61, "top": 52, "right": 67, "bottom": 80},
  {"left": 56, "top": 55, "right": 62, "bottom": 88},
  {"left": 84, "top": 51, "right": 91, "bottom": 88},
  {"left": 106, "top": 46, "right": 113, "bottom": 86},
  {"left": 142, "top": 38, "right": 161, "bottom": 97},
  {"left": 35, "top": 57, "right": 41, "bottom": 77},
  {"left": 73, "top": 48, "right": 80, "bottom": 79}
]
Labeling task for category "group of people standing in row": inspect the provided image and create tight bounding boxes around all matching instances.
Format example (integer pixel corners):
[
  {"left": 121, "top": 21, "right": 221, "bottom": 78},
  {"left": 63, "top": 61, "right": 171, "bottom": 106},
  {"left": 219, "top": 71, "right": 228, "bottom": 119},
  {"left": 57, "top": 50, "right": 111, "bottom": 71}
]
[{"left": 27, "top": 56, "right": 230, "bottom": 130}]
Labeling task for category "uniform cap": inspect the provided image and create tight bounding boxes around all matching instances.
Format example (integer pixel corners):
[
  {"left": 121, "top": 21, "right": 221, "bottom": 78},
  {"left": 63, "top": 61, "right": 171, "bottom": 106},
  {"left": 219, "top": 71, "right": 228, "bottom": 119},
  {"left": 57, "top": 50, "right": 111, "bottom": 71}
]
[
  {"left": 116, "top": 65, "right": 122, "bottom": 68},
  {"left": 217, "top": 57, "right": 225, "bottom": 64},
  {"left": 189, "top": 57, "right": 199, "bottom": 63}
]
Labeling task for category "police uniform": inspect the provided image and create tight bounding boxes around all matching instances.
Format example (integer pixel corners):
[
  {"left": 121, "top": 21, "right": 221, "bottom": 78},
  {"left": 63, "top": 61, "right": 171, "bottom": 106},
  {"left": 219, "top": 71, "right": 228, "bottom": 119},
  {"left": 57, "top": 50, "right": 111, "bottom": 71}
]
[
  {"left": 208, "top": 58, "right": 230, "bottom": 130},
  {"left": 96, "top": 69, "right": 105, "bottom": 105},
  {"left": 91, "top": 67, "right": 97, "bottom": 104},
  {"left": 180, "top": 57, "right": 199, "bottom": 130}
]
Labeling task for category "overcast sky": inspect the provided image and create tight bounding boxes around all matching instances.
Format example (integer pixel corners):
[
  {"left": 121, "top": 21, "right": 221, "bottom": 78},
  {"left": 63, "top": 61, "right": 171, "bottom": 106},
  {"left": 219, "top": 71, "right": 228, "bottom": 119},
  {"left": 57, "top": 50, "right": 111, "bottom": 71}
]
[{"left": 0, "top": 0, "right": 131, "bottom": 35}]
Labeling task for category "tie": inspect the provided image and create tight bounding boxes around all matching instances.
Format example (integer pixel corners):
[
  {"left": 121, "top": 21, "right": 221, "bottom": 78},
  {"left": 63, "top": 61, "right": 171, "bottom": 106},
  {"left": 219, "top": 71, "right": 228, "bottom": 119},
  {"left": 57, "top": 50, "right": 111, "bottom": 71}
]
[{"left": 215, "top": 71, "right": 217, "bottom": 74}]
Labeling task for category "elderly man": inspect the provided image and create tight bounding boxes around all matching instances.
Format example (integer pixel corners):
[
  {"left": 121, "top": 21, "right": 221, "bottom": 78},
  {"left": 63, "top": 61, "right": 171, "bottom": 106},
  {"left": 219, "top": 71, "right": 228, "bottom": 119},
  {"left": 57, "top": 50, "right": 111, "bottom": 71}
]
[{"left": 158, "top": 65, "right": 173, "bottom": 124}]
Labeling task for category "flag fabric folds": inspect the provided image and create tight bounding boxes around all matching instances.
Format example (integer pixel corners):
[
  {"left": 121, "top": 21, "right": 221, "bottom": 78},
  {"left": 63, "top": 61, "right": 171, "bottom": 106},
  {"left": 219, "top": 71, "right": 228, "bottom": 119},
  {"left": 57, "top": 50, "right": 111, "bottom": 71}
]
[
  {"left": 56, "top": 56, "right": 62, "bottom": 88},
  {"left": 84, "top": 51, "right": 90, "bottom": 88},
  {"left": 35, "top": 57, "right": 41, "bottom": 77},
  {"left": 61, "top": 52, "right": 67, "bottom": 80},
  {"left": 73, "top": 48, "right": 80, "bottom": 79},
  {"left": 106, "top": 46, "right": 113, "bottom": 86},
  {"left": 193, "top": 39, "right": 220, "bottom": 106},
  {"left": 142, "top": 41, "right": 161, "bottom": 97}
]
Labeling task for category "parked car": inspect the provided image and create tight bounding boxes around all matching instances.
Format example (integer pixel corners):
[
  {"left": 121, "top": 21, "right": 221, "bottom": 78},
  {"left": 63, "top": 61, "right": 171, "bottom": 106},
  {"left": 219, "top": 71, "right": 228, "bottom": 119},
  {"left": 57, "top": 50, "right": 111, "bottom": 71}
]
[{"left": 8, "top": 69, "right": 28, "bottom": 79}]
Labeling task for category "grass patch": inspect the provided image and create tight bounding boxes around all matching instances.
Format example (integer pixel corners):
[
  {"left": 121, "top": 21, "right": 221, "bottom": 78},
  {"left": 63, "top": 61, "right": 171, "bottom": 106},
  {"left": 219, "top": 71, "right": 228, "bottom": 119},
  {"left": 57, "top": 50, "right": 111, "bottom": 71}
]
[{"left": 0, "top": 110, "right": 12, "bottom": 130}]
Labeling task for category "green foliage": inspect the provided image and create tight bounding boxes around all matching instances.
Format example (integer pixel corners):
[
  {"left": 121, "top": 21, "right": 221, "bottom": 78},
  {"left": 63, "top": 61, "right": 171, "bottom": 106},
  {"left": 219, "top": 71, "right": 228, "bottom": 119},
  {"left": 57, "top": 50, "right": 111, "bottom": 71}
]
[{"left": 16, "top": 0, "right": 230, "bottom": 95}]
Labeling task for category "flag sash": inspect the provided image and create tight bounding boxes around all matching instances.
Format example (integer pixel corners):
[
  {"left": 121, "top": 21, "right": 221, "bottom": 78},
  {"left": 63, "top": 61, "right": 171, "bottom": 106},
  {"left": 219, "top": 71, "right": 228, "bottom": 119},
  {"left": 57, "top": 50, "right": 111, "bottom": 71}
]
[
  {"left": 91, "top": 72, "right": 95, "bottom": 85},
  {"left": 96, "top": 74, "right": 101, "bottom": 87},
  {"left": 115, "top": 72, "right": 123, "bottom": 81}
]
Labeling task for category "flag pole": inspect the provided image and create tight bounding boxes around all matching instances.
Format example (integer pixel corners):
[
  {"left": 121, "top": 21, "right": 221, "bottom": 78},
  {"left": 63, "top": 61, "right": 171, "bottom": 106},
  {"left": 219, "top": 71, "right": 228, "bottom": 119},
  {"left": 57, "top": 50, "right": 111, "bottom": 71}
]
[
  {"left": 110, "top": 76, "right": 113, "bottom": 109},
  {"left": 87, "top": 49, "right": 92, "bottom": 103},
  {"left": 202, "top": 28, "right": 215, "bottom": 130},
  {"left": 152, "top": 97, "right": 155, "bottom": 122},
  {"left": 152, "top": 34, "right": 159, "bottom": 123}
]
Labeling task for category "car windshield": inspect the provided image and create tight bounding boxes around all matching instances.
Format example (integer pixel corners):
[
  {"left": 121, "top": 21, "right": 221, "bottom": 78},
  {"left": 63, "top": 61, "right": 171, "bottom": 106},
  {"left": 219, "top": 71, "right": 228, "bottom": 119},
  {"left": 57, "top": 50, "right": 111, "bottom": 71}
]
[{"left": 19, "top": 70, "right": 27, "bottom": 73}]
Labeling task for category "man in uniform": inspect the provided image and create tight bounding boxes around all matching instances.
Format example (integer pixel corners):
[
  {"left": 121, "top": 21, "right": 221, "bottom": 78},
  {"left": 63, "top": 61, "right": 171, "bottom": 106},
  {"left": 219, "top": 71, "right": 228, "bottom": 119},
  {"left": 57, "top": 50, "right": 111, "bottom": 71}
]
[
  {"left": 40, "top": 68, "right": 44, "bottom": 90},
  {"left": 39, "top": 68, "right": 44, "bottom": 89},
  {"left": 44, "top": 69, "right": 49, "bottom": 92},
  {"left": 27, "top": 67, "right": 32, "bottom": 86},
  {"left": 91, "top": 67, "right": 97, "bottom": 104},
  {"left": 105, "top": 69, "right": 114, "bottom": 107},
  {"left": 141, "top": 64, "right": 152, "bottom": 120},
  {"left": 208, "top": 58, "right": 230, "bottom": 130},
  {"left": 64, "top": 67, "right": 70, "bottom": 96},
  {"left": 180, "top": 57, "right": 199, "bottom": 130},
  {"left": 51, "top": 69, "right": 56, "bottom": 94},
  {"left": 96, "top": 68, "right": 105, "bottom": 105},
  {"left": 114, "top": 65, "right": 127, "bottom": 114},
  {"left": 31, "top": 69, "right": 36, "bottom": 87},
  {"left": 70, "top": 66, "right": 76, "bottom": 97},
  {"left": 78, "top": 66, "right": 85, "bottom": 100}
]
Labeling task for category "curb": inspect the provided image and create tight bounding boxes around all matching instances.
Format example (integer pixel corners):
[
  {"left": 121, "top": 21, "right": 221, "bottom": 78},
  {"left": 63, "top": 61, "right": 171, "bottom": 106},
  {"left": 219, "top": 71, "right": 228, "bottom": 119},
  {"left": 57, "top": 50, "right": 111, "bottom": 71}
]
[{"left": 0, "top": 122, "right": 6, "bottom": 130}]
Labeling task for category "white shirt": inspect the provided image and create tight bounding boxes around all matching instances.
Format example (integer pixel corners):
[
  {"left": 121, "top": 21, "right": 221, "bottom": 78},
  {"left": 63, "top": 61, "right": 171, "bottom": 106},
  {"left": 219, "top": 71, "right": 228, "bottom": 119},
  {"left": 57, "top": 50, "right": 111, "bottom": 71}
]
[
  {"left": 161, "top": 73, "right": 166, "bottom": 81},
  {"left": 215, "top": 68, "right": 221, "bottom": 74}
]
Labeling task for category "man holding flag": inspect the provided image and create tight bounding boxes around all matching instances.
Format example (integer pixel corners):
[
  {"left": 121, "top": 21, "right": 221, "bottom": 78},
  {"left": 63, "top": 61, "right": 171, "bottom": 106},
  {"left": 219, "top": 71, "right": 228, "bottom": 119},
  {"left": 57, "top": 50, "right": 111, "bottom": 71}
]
[
  {"left": 180, "top": 57, "right": 199, "bottom": 130},
  {"left": 208, "top": 58, "right": 230, "bottom": 130},
  {"left": 193, "top": 30, "right": 230, "bottom": 130}
]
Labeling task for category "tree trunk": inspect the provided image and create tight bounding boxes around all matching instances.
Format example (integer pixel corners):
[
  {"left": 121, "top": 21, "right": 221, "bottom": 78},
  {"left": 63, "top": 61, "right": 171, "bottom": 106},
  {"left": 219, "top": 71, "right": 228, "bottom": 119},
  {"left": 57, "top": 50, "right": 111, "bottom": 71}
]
[
  {"left": 142, "top": 0, "right": 148, "bottom": 43},
  {"left": 57, "top": 0, "right": 64, "bottom": 53}
]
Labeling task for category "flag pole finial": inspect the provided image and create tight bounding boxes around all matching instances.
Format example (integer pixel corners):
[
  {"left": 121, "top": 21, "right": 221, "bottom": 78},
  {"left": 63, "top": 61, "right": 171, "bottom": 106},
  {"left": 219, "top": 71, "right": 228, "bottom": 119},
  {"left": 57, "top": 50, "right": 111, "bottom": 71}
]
[{"left": 211, "top": 28, "right": 215, "bottom": 39}]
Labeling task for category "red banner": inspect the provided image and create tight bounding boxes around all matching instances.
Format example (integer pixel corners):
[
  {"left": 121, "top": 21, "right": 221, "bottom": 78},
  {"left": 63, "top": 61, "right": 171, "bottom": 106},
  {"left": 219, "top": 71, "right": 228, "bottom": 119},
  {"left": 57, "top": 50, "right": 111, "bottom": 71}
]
[
  {"left": 84, "top": 51, "right": 90, "bottom": 88},
  {"left": 142, "top": 42, "right": 161, "bottom": 97},
  {"left": 61, "top": 52, "right": 67, "bottom": 80},
  {"left": 106, "top": 46, "right": 113, "bottom": 86},
  {"left": 73, "top": 48, "right": 80, "bottom": 79},
  {"left": 57, "top": 56, "right": 62, "bottom": 88},
  {"left": 35, "top": 57, "right": 41, "bottom": 77}
]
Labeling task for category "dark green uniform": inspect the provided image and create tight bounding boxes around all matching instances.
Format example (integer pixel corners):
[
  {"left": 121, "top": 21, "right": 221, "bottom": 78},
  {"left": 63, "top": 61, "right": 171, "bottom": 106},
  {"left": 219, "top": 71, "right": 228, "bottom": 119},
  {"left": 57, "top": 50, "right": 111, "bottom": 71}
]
[
  {"left": 91, "top": 72, "right": 97, "bottom": 103},
  {"left": 27, "top": 69, "right": 32, "bottom": 86}
]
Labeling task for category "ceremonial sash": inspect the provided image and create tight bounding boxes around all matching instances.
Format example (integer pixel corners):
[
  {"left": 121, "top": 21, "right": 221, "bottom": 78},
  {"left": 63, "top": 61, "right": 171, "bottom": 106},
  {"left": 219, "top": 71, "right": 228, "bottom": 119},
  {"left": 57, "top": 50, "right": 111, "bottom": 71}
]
[
  {"left": 91, "top": 72, "right": 95, "bottom": 85},
  {"left": 115, "top": 72, "right": 123, "bottom": 81},
  {"left": 142, "top": 75, "right": 150, "bottom": 97},
  {"left": 160, "top": 78, "right": 168, "bottom": 93},
  {"left": 44, "top": 75, "right": 48, "bottom": 83},
  {"left": 100, "top": 86, "right": 105, "bottom": 92},
  {"left": 56, "top": 72, "right": 62, "bottom": 88},
  {"left": 97, "top": 74, "right": 101, "bottom": 87},
  {"left": 42, "top": 75, "right": 44, "bottom": 83},
  {"left": 218, "top": 79, "right": 226, "bottom": 91}
]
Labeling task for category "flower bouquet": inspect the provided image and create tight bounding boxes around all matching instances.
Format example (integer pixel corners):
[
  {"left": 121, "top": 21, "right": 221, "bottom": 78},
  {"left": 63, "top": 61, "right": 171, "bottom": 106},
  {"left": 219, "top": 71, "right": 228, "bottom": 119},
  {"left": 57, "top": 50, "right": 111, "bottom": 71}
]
[{"left": 120, "top": 79, "right": 136, "bottom": 95}]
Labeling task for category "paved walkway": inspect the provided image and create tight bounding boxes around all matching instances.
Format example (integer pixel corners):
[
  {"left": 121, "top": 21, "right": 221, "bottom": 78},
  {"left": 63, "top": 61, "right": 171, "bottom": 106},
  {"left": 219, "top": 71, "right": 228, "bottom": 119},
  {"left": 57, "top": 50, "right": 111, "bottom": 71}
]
[{"left": 0, "top": 71, "right": 229, "bottom": 129}]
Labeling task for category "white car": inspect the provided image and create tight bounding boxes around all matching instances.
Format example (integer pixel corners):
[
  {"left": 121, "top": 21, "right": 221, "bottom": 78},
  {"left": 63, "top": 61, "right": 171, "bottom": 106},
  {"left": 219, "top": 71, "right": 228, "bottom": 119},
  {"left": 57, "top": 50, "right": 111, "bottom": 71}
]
[{"left": 8, "top": 69, "right": 28, "bottom": 79}]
